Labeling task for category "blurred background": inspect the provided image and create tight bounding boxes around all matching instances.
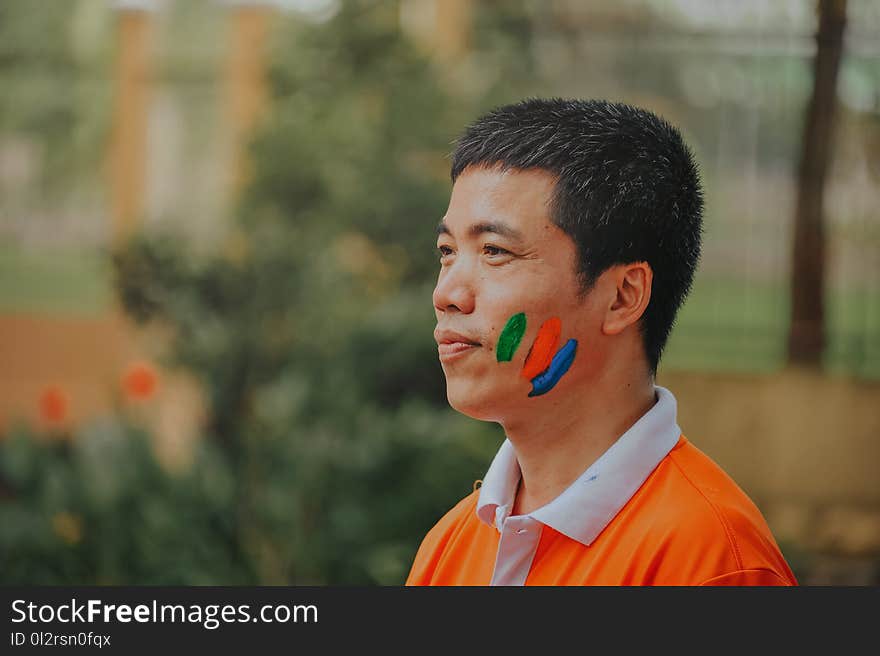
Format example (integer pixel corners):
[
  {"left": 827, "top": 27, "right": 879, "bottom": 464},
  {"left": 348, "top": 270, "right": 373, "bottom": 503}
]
[{"left": 0, "top": 0, "right": 878, "bottom": 585}]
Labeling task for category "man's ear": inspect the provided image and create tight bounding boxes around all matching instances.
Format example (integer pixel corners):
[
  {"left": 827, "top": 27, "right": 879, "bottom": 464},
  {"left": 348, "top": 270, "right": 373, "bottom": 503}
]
[{"left": 601, "top": 262, "right": 653, "bottom": 336}]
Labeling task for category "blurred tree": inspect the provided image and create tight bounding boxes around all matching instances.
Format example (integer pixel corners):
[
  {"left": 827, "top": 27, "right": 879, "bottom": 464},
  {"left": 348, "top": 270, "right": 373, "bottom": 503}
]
[{"left": 788, "top": 0, "right": 847, "bottom": 367}]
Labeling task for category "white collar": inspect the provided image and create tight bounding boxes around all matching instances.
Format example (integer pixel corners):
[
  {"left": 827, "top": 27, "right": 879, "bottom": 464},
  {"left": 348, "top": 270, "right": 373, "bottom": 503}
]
[{"left": 476, "top": 385, "right": 682, "bottom": 545}]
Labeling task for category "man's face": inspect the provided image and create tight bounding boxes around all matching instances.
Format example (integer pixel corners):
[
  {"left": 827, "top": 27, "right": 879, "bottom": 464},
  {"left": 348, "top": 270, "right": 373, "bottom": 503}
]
[{"left": 433, "top": 166, "right": 605, "bottom": 421}]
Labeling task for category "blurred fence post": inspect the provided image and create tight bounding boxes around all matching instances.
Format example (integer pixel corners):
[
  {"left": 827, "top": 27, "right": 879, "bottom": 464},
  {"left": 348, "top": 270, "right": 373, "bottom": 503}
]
[
  {"left": 399, "top": 0, "right": 471, "bottom": 61},
  {"left": 108, "top": 0, "right": 155, "bottom": 249},
  {"left": 435, "top": 0, "right": 471, "bottom": 60},
  {"left": 223, "top": 1, "right": 274, "bottom": 197},
  {"left": 788, "top": 0, "right": 847, "bottom": 367}
]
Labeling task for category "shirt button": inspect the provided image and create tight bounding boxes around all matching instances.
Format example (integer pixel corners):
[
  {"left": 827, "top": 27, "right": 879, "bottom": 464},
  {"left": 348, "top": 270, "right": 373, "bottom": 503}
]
[{"left": 516, "top": 528, "right": 528, "bottom": 534}]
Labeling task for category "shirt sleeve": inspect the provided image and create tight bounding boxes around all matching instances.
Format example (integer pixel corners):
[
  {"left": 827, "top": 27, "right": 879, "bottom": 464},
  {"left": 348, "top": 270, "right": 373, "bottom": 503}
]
[
  {"left": 405, "top": 491, "right": 480, "bottom": 586},
  {"left": 699, "top": 569, "right": 796, "bottom": 586}
]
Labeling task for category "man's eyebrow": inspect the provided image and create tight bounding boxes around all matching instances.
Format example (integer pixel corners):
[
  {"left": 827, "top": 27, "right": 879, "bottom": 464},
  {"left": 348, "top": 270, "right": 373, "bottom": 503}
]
[{"left": 436, "top": 220, "right": 524, "bottom": 242}]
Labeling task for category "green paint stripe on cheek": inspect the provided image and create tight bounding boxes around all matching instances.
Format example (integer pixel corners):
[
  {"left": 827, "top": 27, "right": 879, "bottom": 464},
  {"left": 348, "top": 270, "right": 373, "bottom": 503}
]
[{"left": 496, "top": 312, "right": 527, "bottom": 362}]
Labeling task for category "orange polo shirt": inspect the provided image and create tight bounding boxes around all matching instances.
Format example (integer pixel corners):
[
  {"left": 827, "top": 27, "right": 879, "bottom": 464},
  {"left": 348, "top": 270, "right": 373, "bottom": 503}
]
[{"left": 406, "top": 387, "right": 797, "bottom": 586}]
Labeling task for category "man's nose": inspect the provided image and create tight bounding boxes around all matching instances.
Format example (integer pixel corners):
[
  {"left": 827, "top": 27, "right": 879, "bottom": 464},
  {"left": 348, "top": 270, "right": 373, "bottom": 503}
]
[{"left": 433, "top": 260, "right": 476, "bottom": 315}]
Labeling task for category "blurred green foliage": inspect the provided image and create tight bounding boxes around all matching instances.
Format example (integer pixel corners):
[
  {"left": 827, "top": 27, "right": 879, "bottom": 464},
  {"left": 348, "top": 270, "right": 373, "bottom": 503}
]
[
  {"left": 0, "top": 395, "right": 495, "bottom": 584},
  {"left": 0, "top": 0, "right": 112, "bottom": 195},
  {"left": 1, "top": 420, "right": 247, "bottom": 585}
]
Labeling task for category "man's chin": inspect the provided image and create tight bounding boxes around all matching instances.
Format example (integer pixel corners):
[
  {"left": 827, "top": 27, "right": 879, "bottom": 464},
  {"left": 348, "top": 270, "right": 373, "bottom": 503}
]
[{"left": 445, "top": 385, "right": 503, "bottom": 422}]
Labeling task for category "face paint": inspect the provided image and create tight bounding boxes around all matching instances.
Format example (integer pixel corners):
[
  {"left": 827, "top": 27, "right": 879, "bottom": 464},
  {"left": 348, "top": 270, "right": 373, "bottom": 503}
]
[
  {"left": 496, "top": 312, "right": 526, "bottom": 362},
  {"left": 527, "top": 338, "right": 578, "bottom": 397},
  {"left": 520, "top": 317, "right": 561, "bottom": 380}
]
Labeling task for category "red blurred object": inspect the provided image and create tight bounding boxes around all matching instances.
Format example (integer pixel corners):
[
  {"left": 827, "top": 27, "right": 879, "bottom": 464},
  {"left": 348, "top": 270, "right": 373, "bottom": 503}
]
[
  {"left": 39, "top": 385, "right": 69, "bottom": 423},
  {"left": 121, "top": 361, "right": 159, "bottom": 401}
]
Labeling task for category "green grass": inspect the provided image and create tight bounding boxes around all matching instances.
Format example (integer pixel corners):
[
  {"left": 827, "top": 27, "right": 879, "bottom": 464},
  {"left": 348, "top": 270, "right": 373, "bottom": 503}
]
[
  {"left": 663, "top": 276, "right": 880, "bottom": 379},
  {"left": 0, "top": 244, "right": 114, "bottom": 316}
]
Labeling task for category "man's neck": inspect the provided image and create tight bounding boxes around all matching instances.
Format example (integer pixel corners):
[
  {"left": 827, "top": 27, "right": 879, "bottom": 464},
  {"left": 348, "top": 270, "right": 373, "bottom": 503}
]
[{"left": 505, "top": 375, "right": 657, "bottom": 517}]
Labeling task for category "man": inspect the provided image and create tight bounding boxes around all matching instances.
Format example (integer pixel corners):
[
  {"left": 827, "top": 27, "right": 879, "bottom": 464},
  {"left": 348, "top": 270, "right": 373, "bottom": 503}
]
[{"left": 406, "top": 98, "right": 797, "bottom": 586}]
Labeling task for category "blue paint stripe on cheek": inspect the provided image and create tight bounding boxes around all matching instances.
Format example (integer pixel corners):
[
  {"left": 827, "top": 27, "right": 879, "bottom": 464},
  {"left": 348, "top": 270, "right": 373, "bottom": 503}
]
[{"left": 528, "top": 339, "right": 578, "bottom": 398}]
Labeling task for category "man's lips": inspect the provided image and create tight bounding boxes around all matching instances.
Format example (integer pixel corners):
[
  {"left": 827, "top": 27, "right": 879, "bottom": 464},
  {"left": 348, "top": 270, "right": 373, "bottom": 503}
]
[
  {"left": 437, "top": 341, "right": 481, "bottom": 358},
  {"left": 435, "top": 329, "right": 482, "bottom": 361}
]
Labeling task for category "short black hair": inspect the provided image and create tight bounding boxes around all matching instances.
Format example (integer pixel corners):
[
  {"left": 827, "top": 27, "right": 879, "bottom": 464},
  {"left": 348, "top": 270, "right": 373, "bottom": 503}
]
[{"left": 450, "top": 97, "right": 704, "bottom": 375}]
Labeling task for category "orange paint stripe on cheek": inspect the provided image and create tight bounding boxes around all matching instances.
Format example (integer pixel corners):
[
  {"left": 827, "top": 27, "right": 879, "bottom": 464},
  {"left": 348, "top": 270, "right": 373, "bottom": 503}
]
[{"left": 520, "top": 317, "right": 562, "bottom": 380}]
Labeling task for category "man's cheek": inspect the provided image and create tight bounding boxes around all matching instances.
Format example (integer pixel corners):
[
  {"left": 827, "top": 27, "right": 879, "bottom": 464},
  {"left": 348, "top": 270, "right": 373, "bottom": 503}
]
[
  {"left": 496, "top": 312, "right": 527, "bottom": 362},
  {"left": 494, "top": 312, "right": 579, "bottom": 398},
  {"left": 520, "top": 317, "right": 562, "bottom": 379}
]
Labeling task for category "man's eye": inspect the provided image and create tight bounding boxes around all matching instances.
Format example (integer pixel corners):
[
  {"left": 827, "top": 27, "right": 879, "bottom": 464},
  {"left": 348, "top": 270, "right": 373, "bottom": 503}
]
[
  {"left": 438, "top": 245, "right": 454, "bottom": 258},
  {"left": 483, "top": 245, "right": 510, "bottom": 257}
]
